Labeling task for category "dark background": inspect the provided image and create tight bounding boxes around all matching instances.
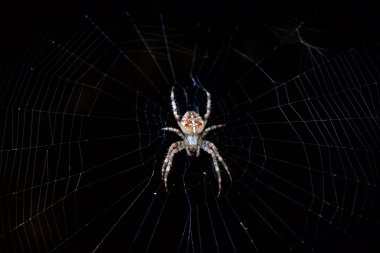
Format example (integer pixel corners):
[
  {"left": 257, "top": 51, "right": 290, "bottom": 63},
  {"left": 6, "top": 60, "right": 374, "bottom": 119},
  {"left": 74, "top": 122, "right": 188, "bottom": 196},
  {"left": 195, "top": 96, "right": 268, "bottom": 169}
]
[
  {"left": 0, "top": 0, "right": 380, "bottom": 253},
  {"left": 1, "top": 0, "right": 380, "bottom": 55}
]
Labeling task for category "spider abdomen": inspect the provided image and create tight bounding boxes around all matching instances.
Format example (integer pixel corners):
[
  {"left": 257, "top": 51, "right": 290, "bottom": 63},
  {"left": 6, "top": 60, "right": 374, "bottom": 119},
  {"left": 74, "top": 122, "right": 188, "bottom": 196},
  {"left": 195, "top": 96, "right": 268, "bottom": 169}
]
[{"left": 180, "top": 111, "right": 205, "bottom": 134}]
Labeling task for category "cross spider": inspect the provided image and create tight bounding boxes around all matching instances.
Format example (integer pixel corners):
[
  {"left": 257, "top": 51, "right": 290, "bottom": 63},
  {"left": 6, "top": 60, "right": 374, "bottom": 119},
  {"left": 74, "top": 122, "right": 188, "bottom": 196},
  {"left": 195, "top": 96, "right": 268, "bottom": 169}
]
[{"left": 161, "top": 86, "right": 232, "bottom": 196}]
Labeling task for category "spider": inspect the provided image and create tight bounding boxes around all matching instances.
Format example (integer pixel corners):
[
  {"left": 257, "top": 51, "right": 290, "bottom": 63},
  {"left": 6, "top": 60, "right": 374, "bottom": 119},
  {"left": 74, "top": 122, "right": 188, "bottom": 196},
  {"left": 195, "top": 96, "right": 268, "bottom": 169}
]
[{"left": 161, "top": 86, "right": 232, "bottom": 196}]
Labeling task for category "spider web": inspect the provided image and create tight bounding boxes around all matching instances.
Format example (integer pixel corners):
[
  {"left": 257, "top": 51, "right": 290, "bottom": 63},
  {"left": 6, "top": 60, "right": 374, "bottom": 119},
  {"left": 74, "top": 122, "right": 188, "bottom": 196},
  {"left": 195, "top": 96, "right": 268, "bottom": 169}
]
[{"left": 1, "top": 1, "right": 380, "bottom": 252}]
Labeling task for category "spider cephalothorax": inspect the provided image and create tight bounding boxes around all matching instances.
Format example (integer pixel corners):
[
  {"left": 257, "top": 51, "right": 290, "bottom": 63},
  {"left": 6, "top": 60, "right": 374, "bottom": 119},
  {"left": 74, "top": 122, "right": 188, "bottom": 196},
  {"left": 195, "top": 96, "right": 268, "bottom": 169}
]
[{"left": 162, "top": 87, "right": 232, "bottom": 196}]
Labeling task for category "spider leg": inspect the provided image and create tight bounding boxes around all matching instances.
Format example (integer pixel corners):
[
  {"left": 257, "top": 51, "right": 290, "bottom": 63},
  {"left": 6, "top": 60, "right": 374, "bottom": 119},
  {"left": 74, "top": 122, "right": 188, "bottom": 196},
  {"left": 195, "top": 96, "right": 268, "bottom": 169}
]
[
  {"left": 196, "top": 124, "right": 224, "bottom": 157},
  {"left": 202, "top": 140, "right": 232, "bottom": 196},
  {"left": 162, "top": 127, "right": 185, "bottom": 139},
  {"left": 201, "top": 142, "right": 222, "bottom": 196},
  {"left": 162, "top": 141, "right": 184, "bottom": 192},
  {"left": 201, "top": 124, "right": 225, "bottom": 139},
  {"left": 171, "top": 86, "right": 180, "bottom": 122},
  {"left": 206, "top": 141, "right": 232, "bottom": 181},
  {"left": 203, "top": 88, "right": 211, "bottom": 122},
  {"left": 196, "top": 144, "right": 201, "bottom": 157}
]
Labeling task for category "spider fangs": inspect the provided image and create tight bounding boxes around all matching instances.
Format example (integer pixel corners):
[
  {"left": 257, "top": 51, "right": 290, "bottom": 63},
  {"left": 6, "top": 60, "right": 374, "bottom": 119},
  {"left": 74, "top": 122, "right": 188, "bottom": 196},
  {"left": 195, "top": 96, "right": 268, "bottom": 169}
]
[{"left": 161, "top": 87, "right": 232, "bottom": 196}]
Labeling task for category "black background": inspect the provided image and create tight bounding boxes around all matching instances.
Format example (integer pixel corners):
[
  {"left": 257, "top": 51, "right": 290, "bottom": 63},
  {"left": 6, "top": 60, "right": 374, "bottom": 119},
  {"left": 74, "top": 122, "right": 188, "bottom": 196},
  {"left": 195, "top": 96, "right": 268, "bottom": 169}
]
[{"left": 1, "top": 0, "right": 380, "bottom": 253}]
